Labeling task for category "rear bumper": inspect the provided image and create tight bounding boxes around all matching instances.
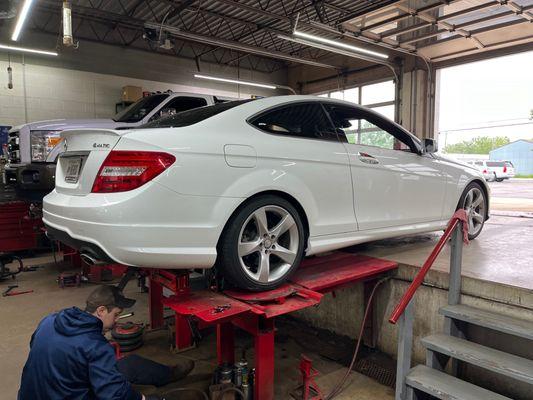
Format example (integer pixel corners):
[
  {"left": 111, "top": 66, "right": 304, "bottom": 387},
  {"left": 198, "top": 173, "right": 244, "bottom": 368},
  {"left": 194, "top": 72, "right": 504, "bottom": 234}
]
[{"left": 43, "top": 183, "right": 244, "bottom": 269}]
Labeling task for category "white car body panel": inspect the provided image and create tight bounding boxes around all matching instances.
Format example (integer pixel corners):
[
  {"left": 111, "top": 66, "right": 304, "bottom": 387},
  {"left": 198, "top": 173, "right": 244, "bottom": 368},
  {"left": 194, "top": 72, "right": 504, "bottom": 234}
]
[{"left": 43, "top": 96, "right": 489, "bottom": 269}]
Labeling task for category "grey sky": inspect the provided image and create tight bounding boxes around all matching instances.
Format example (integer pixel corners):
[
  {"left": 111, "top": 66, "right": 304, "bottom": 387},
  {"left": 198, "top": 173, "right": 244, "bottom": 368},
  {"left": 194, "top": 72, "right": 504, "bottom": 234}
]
[{"left": 437, "top": 50, "right": 533, "bottom": 145}]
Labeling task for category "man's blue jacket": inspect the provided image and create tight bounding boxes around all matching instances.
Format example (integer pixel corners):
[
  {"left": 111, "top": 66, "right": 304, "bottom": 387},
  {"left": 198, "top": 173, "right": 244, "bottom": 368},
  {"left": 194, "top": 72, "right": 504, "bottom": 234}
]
[{"left": 18, "top": 307, "right": 141, "bottom": 400}]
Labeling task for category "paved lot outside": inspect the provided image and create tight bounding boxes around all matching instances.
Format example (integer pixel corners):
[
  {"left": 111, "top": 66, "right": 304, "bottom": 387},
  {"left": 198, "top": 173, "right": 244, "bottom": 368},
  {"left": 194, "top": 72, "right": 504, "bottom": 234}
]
[
  {"left": 488, "top": 178, "right": 533, "bottom": 199},
  {"left": 488, "top": 178, "right": 533, "bottom": 212}
]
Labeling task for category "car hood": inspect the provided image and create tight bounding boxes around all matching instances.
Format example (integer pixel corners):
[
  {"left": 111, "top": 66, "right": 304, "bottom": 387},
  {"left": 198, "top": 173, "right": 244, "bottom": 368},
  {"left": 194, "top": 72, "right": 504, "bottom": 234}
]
[
  {"left": 10, "top": 119, "right": 135, "bottom": 132},
  {"left": 433, "top": 153, "right": 479, "bottom": 173}
]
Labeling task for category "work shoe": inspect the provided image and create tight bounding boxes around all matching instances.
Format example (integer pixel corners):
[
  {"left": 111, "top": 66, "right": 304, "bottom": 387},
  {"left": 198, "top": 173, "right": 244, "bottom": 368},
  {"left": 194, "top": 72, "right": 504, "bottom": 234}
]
[{"left": 170, "top": 359, "right": 195, "bottom": 382}]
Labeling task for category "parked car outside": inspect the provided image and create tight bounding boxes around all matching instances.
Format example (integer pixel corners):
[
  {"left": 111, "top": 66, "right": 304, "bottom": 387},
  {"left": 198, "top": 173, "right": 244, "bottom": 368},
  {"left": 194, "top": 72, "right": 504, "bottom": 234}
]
[
  {"left": 43, "top": 96, "right": 490, "bottom": 291},
  {"left": 4, "top": 92, "right": 234, "bottom": 199},
  {"left": 467, "top": 160, "right": 495, "bottom": 182},
  {"left": 473, "top": 160, "right": 515, "bottom": 182}
]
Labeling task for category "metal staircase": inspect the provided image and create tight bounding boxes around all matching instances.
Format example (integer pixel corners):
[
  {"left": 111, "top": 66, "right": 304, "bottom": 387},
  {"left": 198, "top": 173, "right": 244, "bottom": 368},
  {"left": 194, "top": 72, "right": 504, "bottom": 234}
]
[{"left": 390, "top": 211, "right": 533, "bottom": 400}]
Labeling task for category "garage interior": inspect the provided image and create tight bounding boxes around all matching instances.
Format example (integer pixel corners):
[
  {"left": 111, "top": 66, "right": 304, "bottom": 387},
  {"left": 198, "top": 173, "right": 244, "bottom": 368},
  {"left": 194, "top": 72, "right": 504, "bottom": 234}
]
[{"left": 1, "top": 1, "right": 533, "bottom": 400}]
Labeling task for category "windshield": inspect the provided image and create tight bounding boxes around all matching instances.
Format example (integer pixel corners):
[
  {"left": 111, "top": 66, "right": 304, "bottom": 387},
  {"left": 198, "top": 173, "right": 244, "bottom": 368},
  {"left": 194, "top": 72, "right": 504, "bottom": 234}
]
[
  {"left": 114, "top": 94, "right": 169, "bottom": 123},
  {"left": 486, "top": 161, "right": 505, "bottom": 167},
  {"left": 141, "top": 99, "right": 252, "bottom": 128}
]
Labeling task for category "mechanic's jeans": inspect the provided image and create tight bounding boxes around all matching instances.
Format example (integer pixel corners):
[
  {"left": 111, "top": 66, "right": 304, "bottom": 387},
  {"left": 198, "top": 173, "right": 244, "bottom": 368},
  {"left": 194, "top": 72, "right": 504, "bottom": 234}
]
[{"left": 117, "top": 354, "right": 173, "bottom": 387}]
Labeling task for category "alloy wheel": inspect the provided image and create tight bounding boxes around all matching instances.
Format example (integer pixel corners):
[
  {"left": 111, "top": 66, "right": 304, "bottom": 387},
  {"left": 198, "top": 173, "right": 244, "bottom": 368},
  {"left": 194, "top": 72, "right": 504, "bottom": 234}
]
[
  {"left": 463, "top": 187, "right": 485, "bottom": 237},
  {"left": 237, "top": 205, "right": 299, "bottom": 284}
]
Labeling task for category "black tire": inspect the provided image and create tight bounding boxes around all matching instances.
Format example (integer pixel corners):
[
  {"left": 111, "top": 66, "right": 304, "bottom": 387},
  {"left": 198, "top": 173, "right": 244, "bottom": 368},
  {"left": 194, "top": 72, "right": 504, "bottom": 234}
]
[
  {"left": 496, "top": 178, "right": 504, "bottom": 182},
  {"left": 114, "top": 336, "right": 144, "bottom": 347},
  {"left": 457, "top": 182, "right": 487, "bottom": 240},
  {"left": 119, "top": 340, "right": 144, "bottom": 352},
  {"left": 111, "top": 328, "right": 144, "bottom": 341},
  {"left": 218, "top": 195, "right": 306, "bottom": 291}
]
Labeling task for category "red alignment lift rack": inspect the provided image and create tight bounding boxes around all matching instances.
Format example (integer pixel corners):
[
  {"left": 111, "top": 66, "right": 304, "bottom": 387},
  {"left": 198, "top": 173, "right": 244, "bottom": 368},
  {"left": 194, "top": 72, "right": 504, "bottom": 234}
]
[{"left": 148, "top": 253, "right": 397, "bottom": 400}]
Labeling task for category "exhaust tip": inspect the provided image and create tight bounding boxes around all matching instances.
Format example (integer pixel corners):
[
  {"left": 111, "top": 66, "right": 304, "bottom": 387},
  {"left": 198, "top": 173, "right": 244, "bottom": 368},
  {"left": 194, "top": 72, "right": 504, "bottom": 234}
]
[{"left": 80, "top": 250, "right": 106, "bottom": 266}]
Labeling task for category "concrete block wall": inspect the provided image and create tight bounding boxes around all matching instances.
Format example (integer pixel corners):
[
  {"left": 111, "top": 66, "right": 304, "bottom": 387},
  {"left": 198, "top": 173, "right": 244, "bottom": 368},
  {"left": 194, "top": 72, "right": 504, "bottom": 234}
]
[
  {"left": 0, "top": 59, "right": 277, "bottom": 127},
  {"left": 0, "top": 29, "right": 288, "bottom": 128}
]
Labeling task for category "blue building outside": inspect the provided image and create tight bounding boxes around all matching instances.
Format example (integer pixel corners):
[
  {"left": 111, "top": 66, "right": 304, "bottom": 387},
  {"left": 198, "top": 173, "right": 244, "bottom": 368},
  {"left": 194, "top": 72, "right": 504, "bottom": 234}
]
[{"left": 489, "top": 140, "right": 533, "bottom": 175}]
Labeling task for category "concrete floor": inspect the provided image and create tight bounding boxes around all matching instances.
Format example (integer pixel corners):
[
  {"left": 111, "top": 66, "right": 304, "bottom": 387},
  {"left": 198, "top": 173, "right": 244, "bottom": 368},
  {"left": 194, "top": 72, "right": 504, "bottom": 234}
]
[
  {"left": 0, "top": 255, "right": 394, "bottom": 400},
  {"left": 356, "top": 214, "right": 533, "bottom": 290}
]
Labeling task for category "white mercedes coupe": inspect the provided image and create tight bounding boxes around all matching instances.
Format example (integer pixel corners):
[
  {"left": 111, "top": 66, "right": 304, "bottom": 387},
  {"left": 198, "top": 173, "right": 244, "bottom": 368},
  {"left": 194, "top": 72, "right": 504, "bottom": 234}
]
[{"left": 43, "top": 96, "right": 489, "bottom": 291}]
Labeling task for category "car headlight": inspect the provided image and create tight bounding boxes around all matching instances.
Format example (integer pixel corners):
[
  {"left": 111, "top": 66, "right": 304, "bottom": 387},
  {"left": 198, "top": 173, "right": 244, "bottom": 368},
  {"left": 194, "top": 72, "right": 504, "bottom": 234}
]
[{"left": 30, "top": 130, "right": 62, "bottom": 162}]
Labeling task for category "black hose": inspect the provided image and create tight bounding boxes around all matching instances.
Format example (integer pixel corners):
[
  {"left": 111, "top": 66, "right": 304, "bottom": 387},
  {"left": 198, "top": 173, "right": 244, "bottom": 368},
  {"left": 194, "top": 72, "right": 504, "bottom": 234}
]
[{"left": 324, "top": 277, "right": 390, "bottom": 400}]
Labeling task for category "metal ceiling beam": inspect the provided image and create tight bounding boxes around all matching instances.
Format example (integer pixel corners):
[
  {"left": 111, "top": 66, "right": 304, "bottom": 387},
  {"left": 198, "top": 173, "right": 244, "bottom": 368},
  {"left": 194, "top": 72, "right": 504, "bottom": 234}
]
[
  {"left": 419, "top": 17, "right": 531, "bottom": 49},
  {"left": 500, "top": 0, "right": 533, "bottom": 22},
  {"left": 343, "top": 0, "right": 452, "bottom": 33},
  {"left": 165, "top": 0, "right": 197, "bottom": 20},
  {"left": 396, "top": 3, "right": 483, "bottom": 49},
  {"left": 399, "top": 4, "right": 533, "bottom": 46},
  {"left": 213, "top": 0, "right": 291, "bottom": 23},
  {"left": 36, "top": 1, "right": 321, "bottom": 71},
  {"left": 338, "top": 0, "right": 403, "bottom": 24},
  {"left": 144, "top": 22, "right": 338, "bottom": 69},
  {"left": 380, "top": 1, "right": 500, "bottom": 40},
  {"left": 429, "top": 32, "right": 533, "bottom": 62}
]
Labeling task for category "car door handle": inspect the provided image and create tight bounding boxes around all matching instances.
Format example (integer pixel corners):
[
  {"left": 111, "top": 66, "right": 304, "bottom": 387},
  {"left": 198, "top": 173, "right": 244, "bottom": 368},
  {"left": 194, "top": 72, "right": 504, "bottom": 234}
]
[{"left": 357, "top": 152, "right": 379, "bottom": 165}]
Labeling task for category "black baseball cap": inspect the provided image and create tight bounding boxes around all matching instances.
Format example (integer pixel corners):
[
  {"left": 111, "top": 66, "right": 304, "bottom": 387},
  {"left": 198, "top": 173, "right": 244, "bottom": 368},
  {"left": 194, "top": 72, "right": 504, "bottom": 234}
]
[{"left": 86, "top": 285, "right": 136, "bottom": 310}]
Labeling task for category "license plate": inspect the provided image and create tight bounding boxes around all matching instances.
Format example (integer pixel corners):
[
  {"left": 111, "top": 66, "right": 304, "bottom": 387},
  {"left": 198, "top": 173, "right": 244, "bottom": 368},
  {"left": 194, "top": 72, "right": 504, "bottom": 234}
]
[{"left": 65, "top": 157, "right": 82, "bottom": 184}]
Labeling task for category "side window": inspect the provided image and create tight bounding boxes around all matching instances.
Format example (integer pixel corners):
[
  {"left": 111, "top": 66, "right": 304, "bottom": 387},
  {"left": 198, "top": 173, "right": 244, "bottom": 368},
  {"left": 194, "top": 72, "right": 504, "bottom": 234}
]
[
  {"left": 324, "top": 104, "right": 412, "bottom": 152},
  {"left": 250, "top": 103, "right": 337, "bottom": 141},
  {"left": 475, "top": 161, "right": 483, "bottom": 166},
  {"left": 150, "top": 97, "right": 208, "bottom": 121}
]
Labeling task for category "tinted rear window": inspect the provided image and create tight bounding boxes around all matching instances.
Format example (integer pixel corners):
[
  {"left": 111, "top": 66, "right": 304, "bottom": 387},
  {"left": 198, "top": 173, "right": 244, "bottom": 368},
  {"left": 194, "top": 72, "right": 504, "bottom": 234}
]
[
  {"left": 486, "top": 161, "right": 505, "bottom": 167},
  {"left": 141, "top": 99, "right": 252, "bottom": 128}
]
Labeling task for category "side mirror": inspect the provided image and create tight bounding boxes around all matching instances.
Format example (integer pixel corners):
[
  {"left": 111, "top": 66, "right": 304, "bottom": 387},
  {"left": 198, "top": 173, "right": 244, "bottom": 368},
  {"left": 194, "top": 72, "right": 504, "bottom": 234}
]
[{"left": 423, "top": 138, "right": 438, "bottom": 153}]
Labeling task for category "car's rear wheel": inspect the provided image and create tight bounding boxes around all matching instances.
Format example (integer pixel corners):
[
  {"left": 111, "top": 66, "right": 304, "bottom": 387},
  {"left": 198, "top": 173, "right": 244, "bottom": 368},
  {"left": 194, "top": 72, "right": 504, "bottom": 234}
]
[
  {"left": 219, "top": 195, "right": 305, "bottom": 291},
  {"left": 496, "top": 178, "right": 504, "bottom": 182},
  {"left": 458, "top": 182, "right": 487, "bottom": 240}
]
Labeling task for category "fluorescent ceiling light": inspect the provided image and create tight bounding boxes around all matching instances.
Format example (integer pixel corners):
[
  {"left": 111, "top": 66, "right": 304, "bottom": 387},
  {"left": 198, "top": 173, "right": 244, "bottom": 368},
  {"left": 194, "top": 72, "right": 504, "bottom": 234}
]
[
  {"left": 0, "top": 44, "right": 58, "bottom": 56},
  {"left": 194, "top": 74, "right": 277, "bottom": 90},
  {"left": 293, "top": 30, "right": 389, "bottom": 59},
  {"left": 11, "top": 0, "right": 35, "bottom": 41}
]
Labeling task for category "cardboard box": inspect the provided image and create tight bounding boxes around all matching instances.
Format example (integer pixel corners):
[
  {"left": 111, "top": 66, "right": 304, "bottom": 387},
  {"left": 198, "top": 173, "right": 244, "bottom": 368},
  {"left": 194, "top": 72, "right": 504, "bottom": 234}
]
[{"left": 121, "top": 86, "right": 143, "bottom": 102}]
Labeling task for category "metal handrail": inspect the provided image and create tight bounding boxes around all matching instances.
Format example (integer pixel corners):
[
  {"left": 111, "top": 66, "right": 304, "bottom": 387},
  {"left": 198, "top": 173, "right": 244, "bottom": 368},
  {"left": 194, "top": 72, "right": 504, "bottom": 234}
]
[{"left": 388, "top": 210, "right": 469, "bottom": 324}]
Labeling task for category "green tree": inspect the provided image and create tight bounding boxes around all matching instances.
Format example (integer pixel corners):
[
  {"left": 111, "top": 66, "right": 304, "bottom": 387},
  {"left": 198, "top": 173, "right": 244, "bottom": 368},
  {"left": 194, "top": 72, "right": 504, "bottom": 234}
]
[{"left": 444, "top": 136, "right": 510, "bottom": 154}]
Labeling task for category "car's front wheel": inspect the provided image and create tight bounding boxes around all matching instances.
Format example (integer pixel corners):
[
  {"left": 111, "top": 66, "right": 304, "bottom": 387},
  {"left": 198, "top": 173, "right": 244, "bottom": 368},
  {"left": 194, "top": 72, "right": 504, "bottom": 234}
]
[
  {"left": 218, "top": 195, "right": 305, "bottom": 291},
  {"left": 458, "top": 182, "right": 487, "bottom": 240}
]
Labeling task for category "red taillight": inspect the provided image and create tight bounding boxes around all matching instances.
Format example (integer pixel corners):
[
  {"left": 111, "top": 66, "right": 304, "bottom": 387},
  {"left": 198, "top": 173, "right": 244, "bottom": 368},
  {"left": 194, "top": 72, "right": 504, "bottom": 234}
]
[
  {"left": 91, "top": 151, "right": 176, "bottom": 193},
  {"left": 483, "top": 169, "right": 487, "bottom": 174},
  {"left": 503, "top": 166, "right": 507, "bottom": 173}
]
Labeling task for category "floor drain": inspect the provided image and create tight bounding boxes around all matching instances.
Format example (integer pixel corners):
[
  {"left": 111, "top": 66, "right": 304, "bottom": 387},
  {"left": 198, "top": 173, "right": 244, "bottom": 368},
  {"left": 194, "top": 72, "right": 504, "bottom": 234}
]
[{"left": 354, "top": 358, "right": 396, "bottom": 388}]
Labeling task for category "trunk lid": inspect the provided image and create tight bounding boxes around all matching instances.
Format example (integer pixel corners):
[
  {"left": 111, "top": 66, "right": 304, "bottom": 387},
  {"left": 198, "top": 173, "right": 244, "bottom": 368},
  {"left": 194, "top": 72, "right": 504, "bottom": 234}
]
[{"left": 55, "top": 129, "right": 122, "bottom": 195}]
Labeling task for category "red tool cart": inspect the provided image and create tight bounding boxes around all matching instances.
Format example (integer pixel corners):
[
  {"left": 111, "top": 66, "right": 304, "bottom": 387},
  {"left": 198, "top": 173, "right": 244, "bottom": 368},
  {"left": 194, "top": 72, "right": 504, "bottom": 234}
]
[
  {"left": 0, "top": 201, "right": 44, "bottom": 252},
  {"left": 147, "top": 253, "right": 398, "bottom": 400}
]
